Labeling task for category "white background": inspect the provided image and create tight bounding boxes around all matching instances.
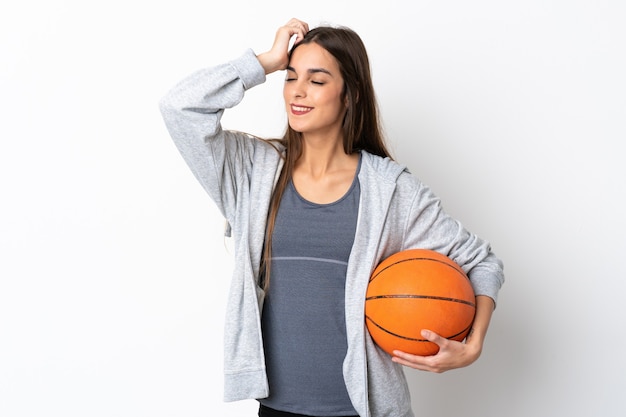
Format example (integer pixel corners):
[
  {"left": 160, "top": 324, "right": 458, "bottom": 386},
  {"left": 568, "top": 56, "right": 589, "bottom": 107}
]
[{"left": 1, "top": 1, "right": 625, "bottom": 416}]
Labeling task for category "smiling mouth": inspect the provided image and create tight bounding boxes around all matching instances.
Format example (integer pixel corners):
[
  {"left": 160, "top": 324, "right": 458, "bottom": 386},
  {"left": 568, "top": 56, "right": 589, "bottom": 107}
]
[{"left": 291, "top": 105, "right": 313, "bottom": 115}]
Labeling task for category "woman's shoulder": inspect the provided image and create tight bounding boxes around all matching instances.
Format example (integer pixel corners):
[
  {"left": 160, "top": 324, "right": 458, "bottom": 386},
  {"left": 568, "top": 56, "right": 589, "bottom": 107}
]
[
  {"left": 223, "top": 130, "right": 285, "bottom": 154},
  {"left": 360, "top": 151, "right": 421, "bottom": 188}
]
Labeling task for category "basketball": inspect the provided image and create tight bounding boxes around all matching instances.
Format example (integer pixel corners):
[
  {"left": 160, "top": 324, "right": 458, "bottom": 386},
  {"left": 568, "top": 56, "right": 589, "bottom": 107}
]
[{"left": 365, "top": 249, "right": 476, "bottom": 356}]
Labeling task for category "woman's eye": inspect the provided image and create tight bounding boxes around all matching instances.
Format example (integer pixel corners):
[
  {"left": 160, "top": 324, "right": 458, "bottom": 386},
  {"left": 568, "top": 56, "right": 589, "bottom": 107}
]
[
  {"left": 311, "top": 81, "right": 325, "bottom": 85},
  {"left": 285, "top": 78, "right": 296, "bottom": 82}
]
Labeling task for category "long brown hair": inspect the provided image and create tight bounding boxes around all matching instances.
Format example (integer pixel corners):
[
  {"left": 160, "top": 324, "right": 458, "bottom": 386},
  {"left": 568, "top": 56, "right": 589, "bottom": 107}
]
[{"left": 260, "top": 25, "right": 392, "bottom": 291}]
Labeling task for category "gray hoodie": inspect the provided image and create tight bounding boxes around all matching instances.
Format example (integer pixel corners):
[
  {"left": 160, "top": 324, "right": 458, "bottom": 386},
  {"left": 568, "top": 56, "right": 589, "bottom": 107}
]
[{"left": 159, "top": 49, "right": 504, "bottom": 417}]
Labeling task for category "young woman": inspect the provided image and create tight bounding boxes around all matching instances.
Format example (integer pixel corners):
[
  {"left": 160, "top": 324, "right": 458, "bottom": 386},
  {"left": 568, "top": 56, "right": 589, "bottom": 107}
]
[{"left": 160, "top": 18, "right": 504, "bottom": 417}]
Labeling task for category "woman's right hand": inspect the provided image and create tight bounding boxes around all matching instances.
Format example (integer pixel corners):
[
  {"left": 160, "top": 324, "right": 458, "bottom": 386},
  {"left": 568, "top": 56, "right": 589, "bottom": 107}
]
[{"left": 257, "top": 18, "right": 309, "bottom": 75}]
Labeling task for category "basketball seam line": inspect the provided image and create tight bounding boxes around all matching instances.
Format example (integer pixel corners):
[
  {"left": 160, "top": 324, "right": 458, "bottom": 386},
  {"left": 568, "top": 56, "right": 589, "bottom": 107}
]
[
  {"left": 366, "top": 294, "right": 475, "bottom": 307},
  {"left": 370, "top": 257, "right": 466, "bottom": 283},
  {"left": 365, "top": 316, "right": 473, "bottom": 341}
]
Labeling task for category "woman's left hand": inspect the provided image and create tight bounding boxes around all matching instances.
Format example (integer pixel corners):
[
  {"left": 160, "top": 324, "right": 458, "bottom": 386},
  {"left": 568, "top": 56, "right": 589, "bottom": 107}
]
[
  {"left": 391, "top": 329, "right": 482, "bottom": 373},
  {"left": 391, "top": 295, "right": 495, "bottom": 373}
]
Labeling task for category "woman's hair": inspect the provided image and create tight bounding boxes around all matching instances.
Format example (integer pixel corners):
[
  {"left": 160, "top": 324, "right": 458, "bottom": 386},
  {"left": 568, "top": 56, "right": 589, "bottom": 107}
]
[{"left": 260, "top": 25, "right": 392, "bottom": 291}]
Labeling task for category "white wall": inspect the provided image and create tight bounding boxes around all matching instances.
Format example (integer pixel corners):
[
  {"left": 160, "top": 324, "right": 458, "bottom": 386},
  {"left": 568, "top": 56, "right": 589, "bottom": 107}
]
[{"left": 1, "top": 1, "right": 624, "bottom": 416}]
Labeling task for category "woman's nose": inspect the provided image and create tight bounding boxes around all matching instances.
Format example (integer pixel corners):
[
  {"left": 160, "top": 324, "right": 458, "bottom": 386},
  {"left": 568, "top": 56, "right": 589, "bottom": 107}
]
[{"left": 290, "top": 80, "right": 306, "bottom": 98}]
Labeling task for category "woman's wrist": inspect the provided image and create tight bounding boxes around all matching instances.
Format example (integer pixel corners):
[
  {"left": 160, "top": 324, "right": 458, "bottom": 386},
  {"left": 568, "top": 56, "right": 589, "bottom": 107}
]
[{"left": 256, "top": 52, "right": 276, "bottom": 75}]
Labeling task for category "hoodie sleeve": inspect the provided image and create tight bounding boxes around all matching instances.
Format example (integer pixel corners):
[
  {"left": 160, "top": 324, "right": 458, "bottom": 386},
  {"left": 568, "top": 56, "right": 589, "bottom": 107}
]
[{"left": 158, "top": 49, "right": 266, "bottom": 222}]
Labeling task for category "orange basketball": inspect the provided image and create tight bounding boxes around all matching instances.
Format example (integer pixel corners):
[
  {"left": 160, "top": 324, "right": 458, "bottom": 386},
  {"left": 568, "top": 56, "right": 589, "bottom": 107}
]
[{"left": 365, "top": 249, "right": 476, "bottom": 356}]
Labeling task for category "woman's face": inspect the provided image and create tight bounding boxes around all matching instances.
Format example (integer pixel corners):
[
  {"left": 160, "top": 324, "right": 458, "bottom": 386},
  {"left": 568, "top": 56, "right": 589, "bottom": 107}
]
[{"left": 283, "top": 42, "right": 347, "bottom": 139}]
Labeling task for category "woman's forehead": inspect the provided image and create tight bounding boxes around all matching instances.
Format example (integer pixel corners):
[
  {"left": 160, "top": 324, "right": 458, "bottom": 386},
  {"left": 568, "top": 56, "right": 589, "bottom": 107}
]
[{"left": 289, "top": 43, "right": 340, "bottom": 75}]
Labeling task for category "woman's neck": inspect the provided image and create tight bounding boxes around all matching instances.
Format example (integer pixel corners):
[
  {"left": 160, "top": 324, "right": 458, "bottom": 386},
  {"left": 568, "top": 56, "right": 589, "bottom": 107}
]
[
  {"left": 296, "top": 132, "right": 350, "bottom": 177},
  {"left": 292, "top": 133, "right": 359, "bottom": 204}
]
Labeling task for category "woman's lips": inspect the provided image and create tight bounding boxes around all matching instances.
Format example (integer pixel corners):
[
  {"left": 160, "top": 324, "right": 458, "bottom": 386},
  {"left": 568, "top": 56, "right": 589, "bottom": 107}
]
[{"left": 290, "top": 104, "right": 313, "bottom": 115}]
